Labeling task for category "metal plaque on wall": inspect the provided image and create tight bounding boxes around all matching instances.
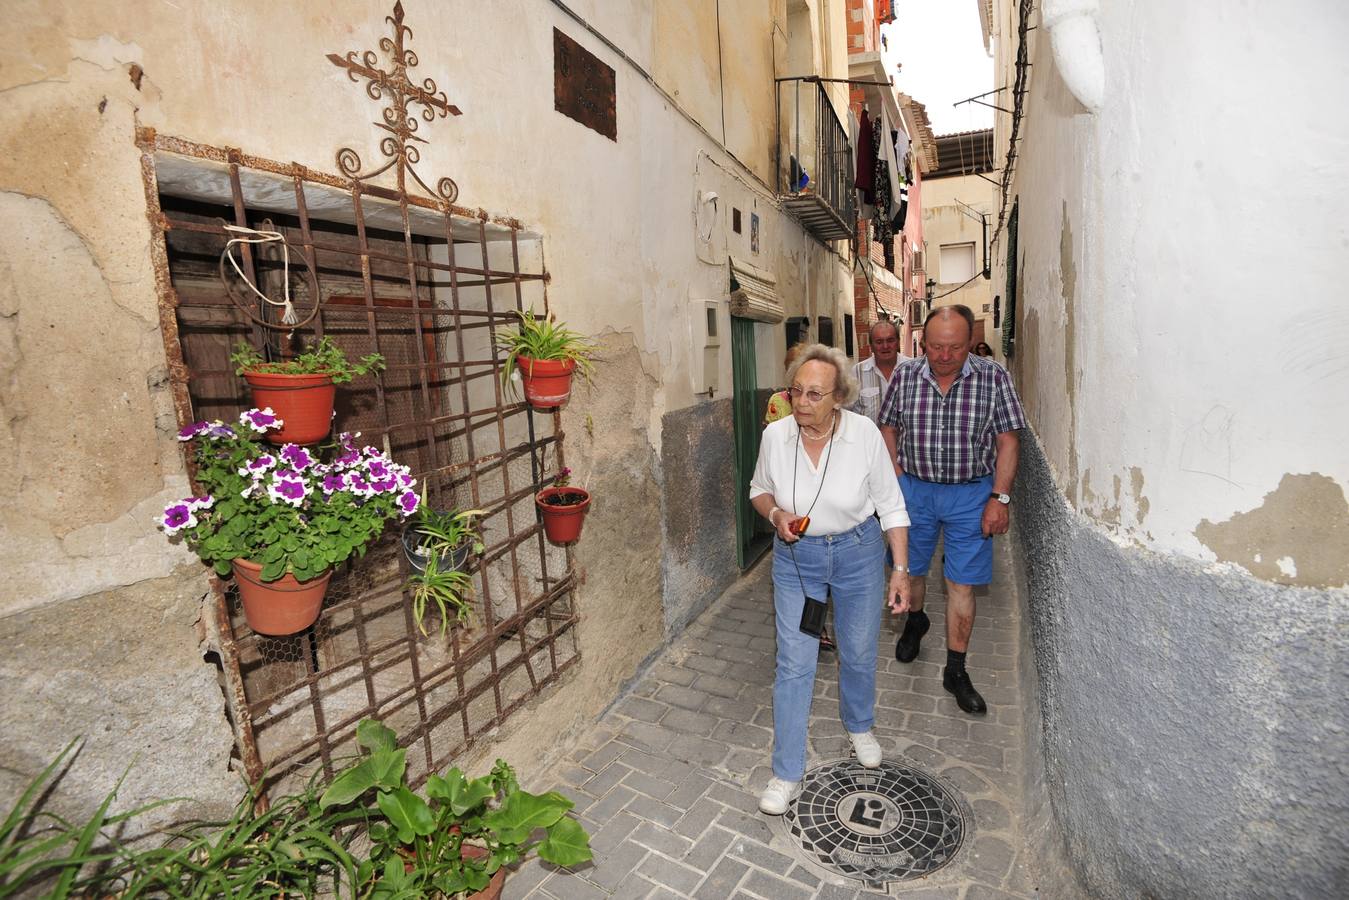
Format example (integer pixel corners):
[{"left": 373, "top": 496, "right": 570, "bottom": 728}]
[{"left": 554, "top": 28, "right": 616, "bottom": 141}]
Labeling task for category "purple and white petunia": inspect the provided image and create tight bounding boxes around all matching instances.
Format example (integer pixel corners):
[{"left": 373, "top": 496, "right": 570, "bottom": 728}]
[
  {"left": 160, "top": 501, "right": 198, "bottom": 535},
  {"left": 320, "top": 472, "right": 349, "bottom": 495},
  {"left": 398, "top": 489, "right": 420, "bottom": 517},
  {"left": 177, "top": 421, "right": 210, "bottom": 441},
  {"left": 187, "top": 495, "right": 215, "bottom": 511},
  {"left": 240, "top": 454, "right": 277, "bottom": 477},
  {"left": 279, "top": 444, "right": 315, "bottom": 471},
  {"left": 268, "top": 475, "right": 309, "bottom": 507},
  {"left": 206, "top": 422, "right": 237, "bottom": 439},
  {"left": 239, "top": 407, "right": 283, "bottom": 434}
]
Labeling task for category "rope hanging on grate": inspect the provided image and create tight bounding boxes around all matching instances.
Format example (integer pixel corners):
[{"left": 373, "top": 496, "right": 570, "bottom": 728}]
[{"left": 218, "top": 223, "right": 320, "bottom": 334}]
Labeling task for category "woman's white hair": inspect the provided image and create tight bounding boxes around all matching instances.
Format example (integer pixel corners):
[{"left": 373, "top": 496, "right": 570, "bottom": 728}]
[{"left": 784, "top": 343, "right": 859, "bottom": 407}]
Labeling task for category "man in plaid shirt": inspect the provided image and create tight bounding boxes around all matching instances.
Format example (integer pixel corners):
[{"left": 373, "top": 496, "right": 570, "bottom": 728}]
[{"left": 877, "top": 305, "right": 1026, "bottom": 715}]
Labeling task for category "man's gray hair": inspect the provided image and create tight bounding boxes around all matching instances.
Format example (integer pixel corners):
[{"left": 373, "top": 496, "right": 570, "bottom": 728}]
[
  {"left": 784, "top": 344, "right": 860, "bottom": 407},
  {"left": 868, "top": 318, "right": 899, "bottom": 342}
]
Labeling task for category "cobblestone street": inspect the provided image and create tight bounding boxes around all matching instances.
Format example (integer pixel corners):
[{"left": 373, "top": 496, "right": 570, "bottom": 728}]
[{"left": 508, "top": 545, "right": 1044, "bottom": 899}]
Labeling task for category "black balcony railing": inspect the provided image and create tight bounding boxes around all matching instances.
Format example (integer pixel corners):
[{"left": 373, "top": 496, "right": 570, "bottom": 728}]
[{"left": 775, "top": 77, "right": 856, "bottom": 241}]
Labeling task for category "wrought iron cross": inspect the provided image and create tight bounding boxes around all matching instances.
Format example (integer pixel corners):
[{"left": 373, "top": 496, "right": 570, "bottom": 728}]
[{"left": 329, "top": 1, "right": 461, "bottom": 203}]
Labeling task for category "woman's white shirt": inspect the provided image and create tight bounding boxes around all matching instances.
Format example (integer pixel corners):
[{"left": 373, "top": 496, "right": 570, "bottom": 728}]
[{"left": 749, "top": 409, "right": 909, "bottom": 535}]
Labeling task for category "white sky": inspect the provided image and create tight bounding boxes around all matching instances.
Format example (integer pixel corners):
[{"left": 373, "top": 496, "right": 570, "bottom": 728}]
[{"left": 882, "top": 0, "right": 994, "bottom": 136}]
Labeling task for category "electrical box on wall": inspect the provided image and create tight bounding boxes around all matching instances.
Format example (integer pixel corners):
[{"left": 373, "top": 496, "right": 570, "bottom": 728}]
[{"left": 692, "top": 299, "right": 722, "bottom": 398}]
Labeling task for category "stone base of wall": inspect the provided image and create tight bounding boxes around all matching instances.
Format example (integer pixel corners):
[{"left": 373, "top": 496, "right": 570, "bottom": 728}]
[{"left": 1013, "top": 431, "right": 1348, "bottom": 899}]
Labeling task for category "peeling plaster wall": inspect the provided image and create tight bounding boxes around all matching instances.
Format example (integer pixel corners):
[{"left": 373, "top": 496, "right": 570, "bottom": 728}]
[
  {"left": 987, "top": 0, "right": 1349, "bottom": 895},
  {"left": 1, "top": 0, "right": 852, "bottom": 818}
]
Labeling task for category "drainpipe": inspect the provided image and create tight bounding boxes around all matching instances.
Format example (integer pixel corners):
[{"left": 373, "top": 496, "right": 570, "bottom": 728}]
[{"left": 1042, "top": 0, "right": 1104, "bottom": 114}]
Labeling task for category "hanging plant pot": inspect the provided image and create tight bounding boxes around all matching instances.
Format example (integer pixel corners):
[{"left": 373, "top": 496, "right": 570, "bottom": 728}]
[
  {"left": 231, "top": 558, "right": 333, "bottom": 636},
  {"left": 242, "top": 371, "right": 337, "bottom": 445},
  {"left": 516, "top": 356, "right": 576, "bottom": 408},
  {"left": 400, "top": 522, "right": 474, "bottom": 575},
  {"left": 535, "top": 487, "right": 592, "bottom": 544}
]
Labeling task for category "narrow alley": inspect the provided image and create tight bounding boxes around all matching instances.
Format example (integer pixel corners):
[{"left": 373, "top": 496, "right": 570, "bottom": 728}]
[{"left": 508, "top": 536, "right": 1064, "bottom": 899}]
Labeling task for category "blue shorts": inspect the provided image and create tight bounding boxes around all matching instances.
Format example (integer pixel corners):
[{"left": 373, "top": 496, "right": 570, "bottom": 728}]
[{"left": 898, "top": 474, "right": 994, "bottom": 585}]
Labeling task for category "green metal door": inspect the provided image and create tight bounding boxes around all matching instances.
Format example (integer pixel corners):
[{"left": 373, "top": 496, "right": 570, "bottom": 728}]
[{"left": 731, "top": 317, "right": 772, "bottom": 569}]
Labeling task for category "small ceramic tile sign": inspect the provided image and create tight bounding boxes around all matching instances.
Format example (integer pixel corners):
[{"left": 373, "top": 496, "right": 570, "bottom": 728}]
[
  {"left": 554, "top": 28, "right": 616, "bottom": 141},
  {"left": 750, "top": 212, "right": 760, "bottom": 254}
]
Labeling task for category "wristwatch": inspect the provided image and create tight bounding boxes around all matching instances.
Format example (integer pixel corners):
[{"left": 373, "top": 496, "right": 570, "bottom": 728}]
[{"left": 990, "top": 492, "right": 1011, "bottom": 505}]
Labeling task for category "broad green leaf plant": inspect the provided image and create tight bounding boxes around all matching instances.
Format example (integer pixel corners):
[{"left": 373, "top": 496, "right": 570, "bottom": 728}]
[
  {"left": 495, "top": 308, "right": 597, "bottom": 389},
  {"left": 320, "top": 719, "right": 593, "bottom": 898},
  {"left": 230, "top": 336, "right": 386, "bottom": 384},
  {"left": 159, "top": 415, "right": 419, "bottom": 582}
]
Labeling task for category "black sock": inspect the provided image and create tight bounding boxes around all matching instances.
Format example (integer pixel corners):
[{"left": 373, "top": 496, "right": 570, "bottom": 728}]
[
  {"left": 908, "top": 609, "right": 929, "bottom": 626},
  {"left": 946, "top": 649, "right": 967, "bottom": 673}
]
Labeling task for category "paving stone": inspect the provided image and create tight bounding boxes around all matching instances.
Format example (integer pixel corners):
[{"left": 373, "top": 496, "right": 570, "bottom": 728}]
[
  {"left": 624, "top": 769, "right": 679, "bottom": 801},
  {"left": 615, "top": 695, "right": 671, "bottom": 724},
  {"left": 703, "top": 694, "right": 763, "bottom": 722},
  {"left": 650, "top": 662, "right": 699, "bottom": 686},
  {"left": 646, "top": 889, "right": 685, "bottom": 900},
  {"left": 719, "top": 748, "right": 764, "bottom": 782},
  {"left": 666, "top": 733, "right": 731, "bottom": 767},
  {"left": 583, "top": 761, "right": 633, "bottom": 798},
  {"left": 967, "top": 835, "right": 1016, "bottom": 882},
  {"left": 500, "top": 856, "right": 553, "bottom": 899},
  {"left": 656, "top": 683, "right": 707, "bottom": 711},
  {"left": 693, "top": 673, "right": 744, "bottom": 699},
  {"left": 751, "top": 707, "right": 774, "bottom": 728},
  {"left": 683, "top": 823, "right": 737, "bottom": 871},
  {"left": 693, "top": 857, "right": 749, "bottom": 899},
  {"left": 742, "top": 867, "right": 812, "bottom": 900},
  {"left": 711, "top": 785, "right": 762, "bottom": 816},
  {"left": 564, "top": 788, "right": 599, "bottom": 817},
  {"left": 619, "top": 746, "right": 692, "bottom": 782},
  {"left": 812, "top": 882, "right": 866, "bottom": 900},
  {"left": 636, "top": 852, "right": 703, "bottom": 895},
  {"left": 715, "top": 807, "right": 775, "bottom": 844},
  {"left": 664, "top": 772, "right": 716, "bottom": 811},
  {"left": 711, "top": 719, "right": 773, "bottom": 750},
  {"left": 964, "top": 884, "right": 1027, "bottom": 900},
  {"left": 972, "top": 797, "right": 1013, "bottom": 832},
  {"left": 749, "top": 635, "right": 777, "bottom": 653},
  {"left": 673, "top": 797, "right": 724, "bottom": 839},
  {"left": 661, "top": 706, "right": 721, "bottom": 737},
  {"left": 619, "top": 721, "right": 680, "bottom": 753},
  {"left": 585, "top": 838, "right": 649, "bottom": 891},
  {"left": 631, "top": 820, "right": 694, "bottom": 858},
  {"left": 587, "top": 810, "right": 640, "bottom": 852},
  {"left": 626, "top": 793, "right": 685, "bottom": 828},
  {"left": 940, "top": 765, "right": 994, "bottom": 796},
  {"left": 581, "top": 784, "right": 637, "bottom": 828},
  {"left": 937, "top": 737, "right": 1005, "bottom": 772},
  {"left": 606, "top": 871, "right": 657, "bottom": 898},
  {"left": 556, "top": 764, "right": 595, "bottom": 787},
  {"left": 907, "top": 712, "right": 971, "bottom": 741},
  {"left": 727, "top": 838, "right": 796, "bottom": 875},
  {"left": 684, "top": 653, "right": 733, "bottom": 676},
  {"left": 888, "top": 885, "right": 963, "bottom": 898},
  {"left": 582, "top": 740, "right": 627, "bottom": 772},
  {"left": 877, "top": 690, "right": 939, "bottom": 712},
  {"left": 539, "top": 871, "right": 608, "bottom": 900},
  {"left": 785, "top": 863, "right": 821, "bottom": 889},
  {"left": 966, "top": 720, "right": 1019, "bottom": 749}
]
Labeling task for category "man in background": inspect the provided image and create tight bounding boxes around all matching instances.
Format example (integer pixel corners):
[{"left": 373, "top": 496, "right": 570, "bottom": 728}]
[{"left": 850, "top": 318, "right": 906, "bottom": 423}]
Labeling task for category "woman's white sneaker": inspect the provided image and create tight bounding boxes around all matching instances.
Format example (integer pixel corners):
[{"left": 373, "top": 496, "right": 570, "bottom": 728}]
[
  {"left": 849, "top": 730, "right": 882, "bottom": 768},
  {"left": 758, "top": 777, "right": 801, "bottom": 815}
]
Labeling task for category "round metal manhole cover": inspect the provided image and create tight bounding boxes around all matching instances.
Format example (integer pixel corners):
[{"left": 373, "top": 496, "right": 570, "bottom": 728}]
[{"left": 785, "top": 759, "right": 967, "bottom": 889}]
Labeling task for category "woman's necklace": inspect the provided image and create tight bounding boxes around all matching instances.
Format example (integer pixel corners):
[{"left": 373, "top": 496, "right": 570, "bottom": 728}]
[{"left": 800, "top": 412, "right": 837, "bottom": 441}]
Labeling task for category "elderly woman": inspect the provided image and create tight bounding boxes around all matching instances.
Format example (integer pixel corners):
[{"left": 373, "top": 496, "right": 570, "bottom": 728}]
[{"left": 749, "top": 344, "right": 911, "bottom": 815}]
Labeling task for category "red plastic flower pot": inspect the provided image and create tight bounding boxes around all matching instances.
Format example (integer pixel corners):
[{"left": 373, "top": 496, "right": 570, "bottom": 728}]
[
  {"left": 231, "top": 558, "right": 332, "bottom": 636},
  {"left": 516, "top": 356, "right": 576, "bottom": 408},
  {"left": 243, "top": 371, "right": 337, "bottom": 445},
  {"left": 535, "top": 487, "right": 592, "bottom": 544}
]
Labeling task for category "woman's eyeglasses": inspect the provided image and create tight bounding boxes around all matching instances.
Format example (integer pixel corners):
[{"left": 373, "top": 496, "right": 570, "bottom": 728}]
[{"left": 788, "top": 386, "right": 833, "bottom": 403}]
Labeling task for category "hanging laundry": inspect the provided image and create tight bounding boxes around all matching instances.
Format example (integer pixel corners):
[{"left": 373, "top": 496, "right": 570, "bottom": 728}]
[
  {"left": 872, "top": 116, "right": 895, "bottom": 271},
  {"left": 893, "top": 156, "right": 911, "bottom": 231},
  {"left": 855, "top": 109, "right": 876, "bottom": 204}
]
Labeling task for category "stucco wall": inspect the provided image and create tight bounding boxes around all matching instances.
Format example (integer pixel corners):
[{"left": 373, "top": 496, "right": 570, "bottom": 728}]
[
  {"left": 0, "top": 0, "right": 853, "bottom": 817},
  {"left": 989, "top": 0, "right": 1349, "bottom": 895}
]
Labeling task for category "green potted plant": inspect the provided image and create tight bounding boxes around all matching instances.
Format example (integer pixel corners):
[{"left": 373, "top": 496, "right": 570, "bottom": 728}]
[
  {"left": 495, "top": 308, "right": 597, "bottom": 408},
  {"left": 407, "top": 551, "right": 477, "bottom": 637},
  {"left": 231, "top": 336, "right": 386, "bottom": 445},
  {"left": 319, "top": 719, "right": 593, "bottom": 899},
  {"left": 159, "top": 417, "right": 420, "bottom": 636},
  {"left": 535, "top": 465, "right": 591, "bottom": 545},
  {"left": 402, "top": 502, "right": 486, "bottom": 575}
]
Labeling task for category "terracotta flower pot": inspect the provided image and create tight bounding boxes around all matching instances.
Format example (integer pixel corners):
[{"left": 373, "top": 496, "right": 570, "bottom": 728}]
[
  {"left": 535, "top": 487, "right": 591, "bottom": 544},
  {"left": 515, "top": 356, "right": 575, "bottom": 408},
  {"left": 461, "top": 843, "right": 505, "bottom": 900},
  {"left": 243, "top": 371, "right": 337, "bottom": 445},
  {"left": 231, "top": 558, "right": 332, "bottom": 636}
]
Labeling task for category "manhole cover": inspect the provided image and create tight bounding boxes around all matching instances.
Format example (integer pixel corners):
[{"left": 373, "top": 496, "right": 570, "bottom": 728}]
[{"left": 785, "top": 759, "right": 967, "bottom": 889}]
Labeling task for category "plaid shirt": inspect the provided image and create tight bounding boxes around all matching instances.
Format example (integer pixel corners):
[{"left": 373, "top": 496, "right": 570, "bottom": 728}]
[{"left": 877, "top": 355, "right": 1027, "bottom": 483}]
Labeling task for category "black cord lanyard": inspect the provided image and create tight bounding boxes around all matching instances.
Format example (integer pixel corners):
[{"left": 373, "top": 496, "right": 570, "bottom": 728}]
[{"left": 787, "top": 411, "right": 837, "bottom": 592}]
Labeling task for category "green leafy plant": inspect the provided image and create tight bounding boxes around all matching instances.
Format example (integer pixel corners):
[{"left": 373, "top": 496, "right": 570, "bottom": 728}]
[
  {"left": 231, "top": 336, "right": 386, "bottom": 384},
  {"left": 407, "top": 551, "right": 476, "bottom": 637},
  {"left": 159, "top": 420, "right": 419, "bottom": 582},
  {"left": 495, "top": 309, "right": 597, "bottom": 388},
  {"left": 319, "top": 719, "right": 593, "bottom": 898},
  {"left": 409, "top": 505, "right": 486, "bottom": 560}
]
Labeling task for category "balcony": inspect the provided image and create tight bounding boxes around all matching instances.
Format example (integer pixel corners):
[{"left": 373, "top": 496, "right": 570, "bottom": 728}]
[{"left": 775, "top": 77, "right": 856, "bottom": 242}]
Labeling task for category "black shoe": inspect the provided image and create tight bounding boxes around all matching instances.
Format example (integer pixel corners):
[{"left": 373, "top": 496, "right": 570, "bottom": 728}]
[
  {"left": 943, "top": 668, "right": 988, "bottom": 715},
  {"left": 894, "top": 613, "right": 929, "bottom": 663}
]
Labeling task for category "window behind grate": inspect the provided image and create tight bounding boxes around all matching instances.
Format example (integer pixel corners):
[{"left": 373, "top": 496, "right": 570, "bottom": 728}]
[{"left": 145, "top": 138, "right": 580, "bottom": 793}]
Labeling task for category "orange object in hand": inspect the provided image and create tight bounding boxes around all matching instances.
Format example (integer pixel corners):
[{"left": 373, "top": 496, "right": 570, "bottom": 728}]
[{"left": 790, "top": 516, "right": 810, "bottom": 536}]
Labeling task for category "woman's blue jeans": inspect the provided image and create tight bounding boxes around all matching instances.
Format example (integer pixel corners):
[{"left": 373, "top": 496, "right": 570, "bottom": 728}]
[{"left": 770, "top": 517, "right": 885, "bottom": 781}]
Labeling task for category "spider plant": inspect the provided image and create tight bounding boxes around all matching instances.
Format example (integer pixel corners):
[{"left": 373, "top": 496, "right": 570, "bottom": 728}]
[
  {"left": 407, "top": 551, "right": 476, "bottom": 637},
  {"left": 494, "top": 308, "right": 597, "bottom": 387}
]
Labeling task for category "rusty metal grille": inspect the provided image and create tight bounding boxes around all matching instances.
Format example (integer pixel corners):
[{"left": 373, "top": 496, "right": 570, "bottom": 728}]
[{"left": 139, "top": 128, "right": 581, "bottom": 792}]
